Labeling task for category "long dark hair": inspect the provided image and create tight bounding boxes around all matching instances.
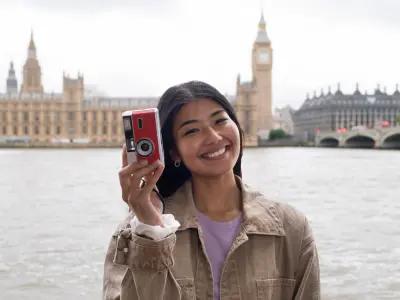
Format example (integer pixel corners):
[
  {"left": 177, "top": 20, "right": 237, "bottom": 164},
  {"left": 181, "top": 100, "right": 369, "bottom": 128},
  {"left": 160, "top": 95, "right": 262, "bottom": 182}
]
[{"left": 156, "top": 81, "right": 244, "bottom": 197}]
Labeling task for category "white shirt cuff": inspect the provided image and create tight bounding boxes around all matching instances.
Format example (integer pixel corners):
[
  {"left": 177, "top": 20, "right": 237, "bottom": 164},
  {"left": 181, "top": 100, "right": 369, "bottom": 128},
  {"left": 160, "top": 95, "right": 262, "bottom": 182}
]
[{"left": 130, "top": 214, "right": 180, "bottom": 241}]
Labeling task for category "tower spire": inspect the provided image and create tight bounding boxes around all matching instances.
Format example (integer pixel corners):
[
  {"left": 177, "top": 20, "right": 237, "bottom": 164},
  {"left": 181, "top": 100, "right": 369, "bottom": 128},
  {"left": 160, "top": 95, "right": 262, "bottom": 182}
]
[
  {"left": 259, "top": 12, "right": 266, "bottom": 31},
  {"left": 6, "top": 61, "right": 18, "bottom": 95},
  {"left": 255, "top": 11, "right": 270, "bottom": 44},
  {"left": 28, "top": 30, "right": 37, "bottom": 59}
]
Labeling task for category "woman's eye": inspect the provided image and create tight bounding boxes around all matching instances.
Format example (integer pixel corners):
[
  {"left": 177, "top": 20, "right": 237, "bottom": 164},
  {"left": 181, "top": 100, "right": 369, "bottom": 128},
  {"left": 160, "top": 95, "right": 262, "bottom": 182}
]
[
  {"left": 216, "top": 118, "right": 228, "bottom": 124},
  {"left": 183, "top": 128, "right": 198, "bottom": 136}
]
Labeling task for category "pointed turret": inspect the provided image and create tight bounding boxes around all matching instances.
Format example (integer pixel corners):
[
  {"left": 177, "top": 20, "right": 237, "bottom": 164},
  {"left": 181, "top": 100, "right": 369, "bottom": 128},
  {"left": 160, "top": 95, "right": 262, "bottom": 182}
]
[
  {"left": 255, "top": 12, "right": 270, "bottom": 44},
  {"left": 6, "top": 61, "right": 18, "bottom": 95},
  {"left": 28, "top": 31, "right": 37, "bottom": 59},
  {"left": 393, "top": 84, "right": 400, "bottom": 96},
  {"left": 335, "top": 82, "right": 343, "bottom": 96},
  {"left": 353, "top": 82, "right": 361, "bottom": 95},
  {"left": 374, "top": 84, "right": 383, "bottom": 96}
]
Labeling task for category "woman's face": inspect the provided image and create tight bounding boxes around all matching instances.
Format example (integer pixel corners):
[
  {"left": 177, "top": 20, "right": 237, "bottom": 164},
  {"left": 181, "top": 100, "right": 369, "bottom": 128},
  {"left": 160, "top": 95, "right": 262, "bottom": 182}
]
[{"left": 171, "top": 98, "right": 241, "bottom": 178}]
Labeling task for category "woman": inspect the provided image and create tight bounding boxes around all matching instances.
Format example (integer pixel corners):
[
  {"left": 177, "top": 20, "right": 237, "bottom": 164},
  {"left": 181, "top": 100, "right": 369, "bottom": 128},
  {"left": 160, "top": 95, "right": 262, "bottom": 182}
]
[{"left": 103, "top": 81, "right": 320, "bottom": 300}]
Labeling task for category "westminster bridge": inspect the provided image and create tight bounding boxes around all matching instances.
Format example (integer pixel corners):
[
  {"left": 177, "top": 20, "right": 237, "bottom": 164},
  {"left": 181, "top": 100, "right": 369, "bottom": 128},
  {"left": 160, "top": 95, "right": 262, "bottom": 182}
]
[{"left": 315, "top": 127, "right": 400, "bottom": 149}]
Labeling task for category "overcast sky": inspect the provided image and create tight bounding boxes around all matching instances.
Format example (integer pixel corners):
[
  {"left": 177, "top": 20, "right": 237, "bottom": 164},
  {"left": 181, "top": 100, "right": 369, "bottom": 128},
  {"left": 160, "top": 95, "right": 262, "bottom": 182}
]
[{"left": 0, "top": 0, "right": 400, "bottom": 109}]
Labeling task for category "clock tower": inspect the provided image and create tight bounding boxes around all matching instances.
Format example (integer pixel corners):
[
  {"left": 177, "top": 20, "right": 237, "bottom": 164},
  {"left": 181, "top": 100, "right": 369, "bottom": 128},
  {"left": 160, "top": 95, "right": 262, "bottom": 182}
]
[
  {"left": 234, "top": 13, "right": 273, "bottom": 146},
  {"left": 21, "top": 32, "right": 44, "bottom": 94},
  {"left": 252, "top": 13, "right": 273, "bottom": 135}
]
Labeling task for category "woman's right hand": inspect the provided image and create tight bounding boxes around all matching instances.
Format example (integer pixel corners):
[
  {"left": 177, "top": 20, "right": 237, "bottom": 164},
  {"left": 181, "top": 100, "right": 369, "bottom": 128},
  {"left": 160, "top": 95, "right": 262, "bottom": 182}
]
[{"left": 118, "top": 144, "right": 165, "bottom": 226}]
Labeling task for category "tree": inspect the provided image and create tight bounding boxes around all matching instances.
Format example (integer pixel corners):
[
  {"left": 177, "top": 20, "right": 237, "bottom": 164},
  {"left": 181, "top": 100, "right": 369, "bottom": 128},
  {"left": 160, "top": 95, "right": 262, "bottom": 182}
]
[
  {"left": 396, "top": 115, "right": 400, "bottom": 126},
  {"left": 269, "top": 128, "right": 287, "bottom": 140}
]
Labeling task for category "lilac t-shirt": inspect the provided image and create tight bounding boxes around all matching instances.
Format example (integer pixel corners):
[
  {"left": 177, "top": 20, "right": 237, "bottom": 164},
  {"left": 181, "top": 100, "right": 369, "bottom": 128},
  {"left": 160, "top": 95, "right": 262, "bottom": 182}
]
[{"left": 196, "top": 210, "right": 242, "bottom": 300}]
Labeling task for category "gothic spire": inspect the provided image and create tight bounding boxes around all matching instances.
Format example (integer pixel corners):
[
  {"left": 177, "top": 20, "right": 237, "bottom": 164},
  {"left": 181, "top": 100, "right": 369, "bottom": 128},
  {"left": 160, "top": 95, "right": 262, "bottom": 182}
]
[
  {"left": 7, "top": 61, "right": 18, "bottom": 94},
  {"left": 28, "top": 30, "right": 37, "bottom": 59},
  {"left": 255, "top": 12, "right": 270, "bottom": 44}
]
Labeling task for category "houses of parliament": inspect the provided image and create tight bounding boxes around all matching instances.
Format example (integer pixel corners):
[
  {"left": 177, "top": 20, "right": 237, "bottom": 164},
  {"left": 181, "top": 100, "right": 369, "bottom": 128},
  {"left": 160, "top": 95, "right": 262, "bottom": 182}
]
[{"left": 0, "top": 16, "right": 273, "bottom": 147}]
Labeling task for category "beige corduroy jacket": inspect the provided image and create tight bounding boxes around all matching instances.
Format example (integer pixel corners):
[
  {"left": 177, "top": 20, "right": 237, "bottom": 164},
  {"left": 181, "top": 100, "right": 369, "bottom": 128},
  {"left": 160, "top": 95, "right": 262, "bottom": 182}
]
[{"left": 103, "top": 177, "right": 320, "bottom": 300}]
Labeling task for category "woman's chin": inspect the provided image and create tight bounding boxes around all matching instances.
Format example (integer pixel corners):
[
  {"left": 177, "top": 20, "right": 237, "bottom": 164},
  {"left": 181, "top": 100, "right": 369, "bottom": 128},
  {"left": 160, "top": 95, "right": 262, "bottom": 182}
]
[{"left": 191, "top": 162, "right": 235, "bottom": 179}]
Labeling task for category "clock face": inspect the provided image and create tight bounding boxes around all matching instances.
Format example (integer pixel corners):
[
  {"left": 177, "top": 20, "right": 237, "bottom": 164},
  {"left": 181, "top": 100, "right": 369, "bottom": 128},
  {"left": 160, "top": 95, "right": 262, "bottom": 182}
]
[{"left": 258, "top": 50, "right": 270, "bottom": 64}]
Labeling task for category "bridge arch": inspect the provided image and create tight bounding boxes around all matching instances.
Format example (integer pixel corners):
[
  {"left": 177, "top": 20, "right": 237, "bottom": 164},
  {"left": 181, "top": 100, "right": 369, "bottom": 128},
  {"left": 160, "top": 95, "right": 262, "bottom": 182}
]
[
  {"left": 381, "top": 133, "right": 400, "bottom": 149},
  {"left": 318, "top": 137, "right": 339, "bottom": 147},
  {"left": 344, "top": 135, "right": 376, "bottom": 148}
]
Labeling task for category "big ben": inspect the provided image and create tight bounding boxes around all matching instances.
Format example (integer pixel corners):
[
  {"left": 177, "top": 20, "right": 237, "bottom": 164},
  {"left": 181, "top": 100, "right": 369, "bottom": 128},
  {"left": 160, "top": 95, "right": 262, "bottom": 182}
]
[
  {"left": 235, "top": 13, "right": 273, "bottom": 146},
  {"left": 252, "top": 13, "right": 273, "bottom": 132}
]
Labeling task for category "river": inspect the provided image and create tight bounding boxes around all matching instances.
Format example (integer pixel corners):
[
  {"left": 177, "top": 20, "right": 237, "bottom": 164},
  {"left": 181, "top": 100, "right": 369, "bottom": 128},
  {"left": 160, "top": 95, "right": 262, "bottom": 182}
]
[{"left": 0, "top": 147, "right": 399, "bottom": 299}]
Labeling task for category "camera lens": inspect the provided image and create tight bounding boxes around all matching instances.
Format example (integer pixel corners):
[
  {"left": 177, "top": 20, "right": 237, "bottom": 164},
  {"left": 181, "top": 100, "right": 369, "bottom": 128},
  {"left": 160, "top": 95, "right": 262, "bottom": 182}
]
[
  {"left": 140, "top": 143, "right": 149, "bottom": 152},
  {"left": 136, "top": 139, "right": 153, "bottom": 157}
]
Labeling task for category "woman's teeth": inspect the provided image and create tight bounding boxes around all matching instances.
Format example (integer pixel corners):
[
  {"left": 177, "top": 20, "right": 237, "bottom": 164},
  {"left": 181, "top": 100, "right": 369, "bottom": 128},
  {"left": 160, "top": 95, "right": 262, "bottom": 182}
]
[{"left": 203, "top": 147, "right": 226, "bottom": 158}]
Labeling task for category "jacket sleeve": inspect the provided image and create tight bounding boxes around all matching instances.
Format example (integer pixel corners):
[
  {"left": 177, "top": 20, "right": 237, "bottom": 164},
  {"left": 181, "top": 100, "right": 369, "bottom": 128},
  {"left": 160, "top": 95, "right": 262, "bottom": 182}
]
[
  {"left": 293, "top": 216, "right": 320, "bottom": 300},
  {"left": 103, "top": 217, "right": 181, "bottom": 300},
  {"left": 103, "top": 231, "right": 129, "bottom": 300}
]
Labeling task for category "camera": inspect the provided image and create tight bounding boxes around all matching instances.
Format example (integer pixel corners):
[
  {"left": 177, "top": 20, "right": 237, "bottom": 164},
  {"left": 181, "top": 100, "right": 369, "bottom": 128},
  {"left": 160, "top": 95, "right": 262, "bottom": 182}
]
[{"left": 122, "top": 108, "right": 164, "bottom": 165}]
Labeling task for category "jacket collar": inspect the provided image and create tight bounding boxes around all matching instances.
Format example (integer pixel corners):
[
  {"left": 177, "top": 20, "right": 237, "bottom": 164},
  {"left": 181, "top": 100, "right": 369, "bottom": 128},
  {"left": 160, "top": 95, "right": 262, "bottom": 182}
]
[{"left": 164, "top": 176, "right": 285, "bottom": 237}]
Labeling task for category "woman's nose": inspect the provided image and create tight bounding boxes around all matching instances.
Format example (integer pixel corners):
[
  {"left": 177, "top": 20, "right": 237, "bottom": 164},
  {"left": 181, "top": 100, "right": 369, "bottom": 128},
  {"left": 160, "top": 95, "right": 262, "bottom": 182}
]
[{"left": 204, "top": 126, "right": 223, "bottom": 144}]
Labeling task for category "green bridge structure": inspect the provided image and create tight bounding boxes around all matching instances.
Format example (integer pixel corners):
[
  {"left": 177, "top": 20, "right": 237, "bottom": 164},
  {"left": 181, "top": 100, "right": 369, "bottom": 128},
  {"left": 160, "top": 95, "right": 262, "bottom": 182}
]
[{"left": 315, "top": 127, "right": 400, "bottom": 149}]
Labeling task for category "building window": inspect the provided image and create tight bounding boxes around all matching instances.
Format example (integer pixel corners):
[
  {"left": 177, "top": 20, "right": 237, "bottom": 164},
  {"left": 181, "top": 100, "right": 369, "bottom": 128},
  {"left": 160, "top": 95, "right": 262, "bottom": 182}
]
[
  {"left": 44, "top": 113, "right": 50, "bottom": 124},
  {"left": 34, "top": 126, "right": 39, "bottom": 135},
  {"left": 13, "top": 126, "right": 18, "bottom": 135},
  {"left": 112, "top": 112, "right": 117, "bottom": 121},
  {"left": 112, "top": 125, "right": 117, "bottom": 135},
  {"left": 46, "top": 126, "right": 50, "bottom": 135},
  {"left": 82, "top": 126, "right": 87, "bottom": 134},
  {"left": 92, "top": 125, "right": 97, "bottom": 135},
  {"left": 56, "top": 126, "right": 61, "bottom": 135},
  {"left": 34, "top": 112, "right": 40, "bottom": 122},
  {"left": 82, "top": 112, "right": 87, "bottom": 121},
  {"left": 3, "top": 126, "right": 7, "bottom": 134},
  {"left": 103, "top": 125, "right": 107, "bottom": 135},
  {"left": 13, "top": 112, "right": 18, "bottom": 122},
  {"left": 24, "top": 126, "right": 28, "bottom": 135},
  {"left": 24, "top": 112, "right": 29, "bottom": 122},
  {"left": 244, "top": 110, "right": 251, "bottom": 134},
  {"left": 103, "top": 112, "right": 107, "bottom": 121},
  {"left": 68, "top": 112, "right": 75, "bottom": 121},
  {"left": 92, "top": 112, "right": 97, "bottom": 122}
]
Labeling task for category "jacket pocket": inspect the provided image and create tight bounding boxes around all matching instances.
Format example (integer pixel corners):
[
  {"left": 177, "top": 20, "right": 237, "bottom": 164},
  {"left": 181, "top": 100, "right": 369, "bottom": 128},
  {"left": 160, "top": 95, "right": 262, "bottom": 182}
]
[
  {"left": 256, "top": 278, "right": 296, "bottom": 300},
  {"left": 176, "top": 278, "right": 195, "bottom": 300}
]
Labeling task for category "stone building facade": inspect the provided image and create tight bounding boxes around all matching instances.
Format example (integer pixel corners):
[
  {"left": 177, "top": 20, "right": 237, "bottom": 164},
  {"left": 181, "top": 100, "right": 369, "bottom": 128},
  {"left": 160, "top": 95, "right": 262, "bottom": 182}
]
[
  {"left": 293, "top": 84, "right": 400, "bottom": 141},
  {"left": 0, "top": 34, "right": 157, "bottom": 146},
  {"left": 273, "top": 106, "right": 295, "bottom": 135},
  {"left": 1, "top": 15, "right": 272, "bottom": 147},
  {"left": 234, "top": 14, "right": 273, "bottom": 146}
]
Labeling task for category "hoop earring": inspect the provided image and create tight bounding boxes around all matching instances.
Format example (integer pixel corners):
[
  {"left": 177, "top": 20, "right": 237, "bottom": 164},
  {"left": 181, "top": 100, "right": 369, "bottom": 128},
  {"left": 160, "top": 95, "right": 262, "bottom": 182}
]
[{"left": 174, "top": 160, "right": 181, "bottom": 168}]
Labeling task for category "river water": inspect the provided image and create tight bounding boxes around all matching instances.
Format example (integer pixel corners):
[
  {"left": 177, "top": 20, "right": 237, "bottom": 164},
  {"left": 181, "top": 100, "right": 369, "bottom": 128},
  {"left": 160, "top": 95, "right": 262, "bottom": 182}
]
[{"left": 0, "top": 147, "right": 399, "bottom": 299}]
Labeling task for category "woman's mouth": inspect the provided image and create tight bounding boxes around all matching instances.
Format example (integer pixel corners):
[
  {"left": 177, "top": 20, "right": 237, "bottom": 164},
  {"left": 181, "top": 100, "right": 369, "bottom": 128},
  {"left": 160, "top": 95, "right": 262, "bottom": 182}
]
[{"left": 200, "top": 146, "right": 229, "bottom": 160}]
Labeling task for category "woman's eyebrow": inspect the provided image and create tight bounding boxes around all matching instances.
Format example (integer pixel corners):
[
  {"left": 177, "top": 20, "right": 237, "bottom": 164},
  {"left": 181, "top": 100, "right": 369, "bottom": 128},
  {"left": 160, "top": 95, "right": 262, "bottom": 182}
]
[
  {"left": 178, "top": 119, "right": 198, "bottom": 130},
  {"left": 210, "top": 109, "right": 225, "bottom": 117},
  {"left": 178, "top": 109, "right": 226, "bottom": 130}
]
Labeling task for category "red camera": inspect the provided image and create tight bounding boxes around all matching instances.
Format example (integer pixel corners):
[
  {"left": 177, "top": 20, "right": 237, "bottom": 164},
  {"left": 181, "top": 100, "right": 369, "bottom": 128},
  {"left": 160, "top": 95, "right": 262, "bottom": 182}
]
[{"left": 122, "top": 108, "right": 164, "bottom": 165}]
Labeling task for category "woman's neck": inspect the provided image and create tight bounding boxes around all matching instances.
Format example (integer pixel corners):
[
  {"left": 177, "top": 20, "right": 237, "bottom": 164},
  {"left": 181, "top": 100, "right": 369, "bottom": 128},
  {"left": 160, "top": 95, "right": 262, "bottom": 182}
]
[{"left": 191, "top": 172, "right": 242, "bottom": 221}]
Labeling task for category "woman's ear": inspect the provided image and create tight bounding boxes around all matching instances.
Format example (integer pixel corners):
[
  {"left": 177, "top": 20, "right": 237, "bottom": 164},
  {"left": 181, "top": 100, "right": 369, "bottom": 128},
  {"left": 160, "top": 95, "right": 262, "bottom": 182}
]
[{"left": 169, "top": 148, "right": 180, "bottom": 162}]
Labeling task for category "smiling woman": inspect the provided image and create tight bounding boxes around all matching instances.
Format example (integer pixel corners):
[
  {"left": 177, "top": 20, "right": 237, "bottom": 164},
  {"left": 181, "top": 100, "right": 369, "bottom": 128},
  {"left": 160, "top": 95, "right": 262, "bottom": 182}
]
[{"left": 103, "top": 81, "right": 320, "bottom": 300}]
